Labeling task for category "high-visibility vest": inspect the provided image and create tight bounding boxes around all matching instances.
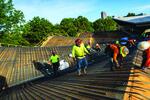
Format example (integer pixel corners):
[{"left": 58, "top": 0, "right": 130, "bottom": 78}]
[
  {"left": 120, "top": 46, "right": 129, "bottom": 57},
  {"left": 86, "top": 45, "right": 91, "bottom": 49},
  {"left": 50, "top": 55, "right": 59, "bottom": 63},
  {"left": 72, "top": 45, "right": 89, "bottom": 59}
]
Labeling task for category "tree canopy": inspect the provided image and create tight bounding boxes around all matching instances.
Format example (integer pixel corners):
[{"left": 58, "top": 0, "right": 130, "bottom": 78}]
[
  {"left": 93, "top": 17, "right": 117, "bottom": 32},
  {"left": 0, "top": 0, "right": 25, "bottom": 34},
  {"left": 59, "top": 16, "right": 94, "bottom": 37},
  {"left": 125, "top": 12, "right": 145, "bottom": 17},
  {"left": 0, "top": 0, "right": 131, "bottom": 46},
  {"left": 74, "top": 16, "right": 94, "bottom": 33},
  {"left": 23, "top": 17, "right": 53, "bottom": 45},
  {"left": 60, "top": 18, "right": 77, "bottom": 37},
  {"left": 0, "top": 0, "right": 27, "bottom": 45},
  {"left": 125, "top": 13, "right": 136, "bottom": 17}
]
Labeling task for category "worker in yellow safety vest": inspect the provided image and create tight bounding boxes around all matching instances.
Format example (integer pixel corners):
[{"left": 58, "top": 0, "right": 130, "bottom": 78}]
[
  {"left": 72, "top": 38, "right": 90, "bottom": 76},
  {"left": 49, "top": 51, "right": 60, "bottom": 75},
  {"left": 119, "top": 46, "right": 129, "bottom": 66}
]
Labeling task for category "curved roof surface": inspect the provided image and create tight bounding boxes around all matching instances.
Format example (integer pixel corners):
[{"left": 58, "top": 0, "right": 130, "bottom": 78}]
[{"left": 114, "top": 15, "right": 150, "bottom": 24}]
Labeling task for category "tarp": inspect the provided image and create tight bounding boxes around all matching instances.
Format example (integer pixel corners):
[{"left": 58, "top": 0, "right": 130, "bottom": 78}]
[{"left": 59, "top": 60, "right": 69, "bottom": 70}]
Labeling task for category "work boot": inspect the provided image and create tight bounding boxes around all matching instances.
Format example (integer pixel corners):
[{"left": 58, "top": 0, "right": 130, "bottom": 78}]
[
  {"left": 83, "top": 68, "right": 87, "bottom": 74},
  {"left": 78, "top": 70, "right": 81, "bottom": 76},
  {"left": 115, "top": 62, "right": 120, "bottom": 68},
  {"left": 141, "top": 66, "right": 145, "bottom": 71}
]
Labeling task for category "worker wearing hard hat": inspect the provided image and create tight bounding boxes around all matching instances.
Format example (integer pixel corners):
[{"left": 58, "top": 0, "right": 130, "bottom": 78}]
[
  {"left": 49, "top": 51, "right": 60, "bottom": 75},
  {"left": 72, "top": 39, "right": 90, "bottom": 76},
  {"left": 137, "top": 40, "right": 150, "bottom": 70},
  {"left": 105, "top": 43, "right": 120, "bottom": 71},
  {"left": 119, "top": 45, "right": 129, "bottom": 66}
]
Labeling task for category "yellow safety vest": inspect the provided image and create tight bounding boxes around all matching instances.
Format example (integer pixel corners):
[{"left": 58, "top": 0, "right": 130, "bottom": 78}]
[
  {"left": 120, "top": 46, "right": 127, "bottom": 57},
  {"left": 72, "top": 45, "right": 89, "bottom": 59},
  {"left": 50, "top": 55, "right": 59, "bottom": 63},
  {"left": 86, "top": 45, "right": 91, "bottom": 49}
]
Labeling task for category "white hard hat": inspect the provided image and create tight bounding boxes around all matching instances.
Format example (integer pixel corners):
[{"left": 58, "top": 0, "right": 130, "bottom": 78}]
[
  {"left": 123, "top": 47, "right": 129, "bottom": 55},
  {"left": 137, "top": 41, "right": 150, "bottom": 51},
  {"left": 69, "top": 53, "right": 73, "bottom": 57}
]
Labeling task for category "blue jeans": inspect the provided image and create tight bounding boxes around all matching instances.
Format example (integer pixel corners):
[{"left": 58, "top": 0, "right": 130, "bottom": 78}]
[{"left": 76, "top": 57, "right": 88, "bottom": 71}]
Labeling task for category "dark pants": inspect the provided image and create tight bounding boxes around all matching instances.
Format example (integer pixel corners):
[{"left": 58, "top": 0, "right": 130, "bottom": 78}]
[
  {"left": 0, "top": 76, "right": 8, "bottom": 92},
  {"left": 52, "top": 62, "right": 60, "bottom": 75},
  {"left": 110, "top": 60, "right": 114, "bottom": 71},
  {"left": 118, "top": 54, "right": 124, "bottom": 66},
  {"left": 110, "top": 57, "right": 120, "bottom": 71}
]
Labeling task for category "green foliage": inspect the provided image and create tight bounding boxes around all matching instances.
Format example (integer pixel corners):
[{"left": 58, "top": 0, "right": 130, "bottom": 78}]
[
  {"left": 1, "top": 1, "right": 141, "bottom": 47},
  {"left": 93, "top": 17, "right": 117, "bottom": 32},
  {"left": 125, "top": 12, "right": 145, "bottom": 17},
  {"left": 51, "top": 24, "right": 60, "bottom": 35},
  {"left": 0, "top": 0, "right": 13, "bottom": 32},
  {"left": 0, "top": 0, "right": 25, "bottom": 33},
  {"left": 29, "top": 17, "right": 53, "bottom": 33},
  {"left": 51, "top": 24, "right": 68, "bottom": 36},
  {"left": 125, "top": 13, "right": 136, "bottom": 17},
  {"left": 59, "top": 16, "right": 94, "bottom": 37},
  {"left": 74, "top": 16, "right": 94, "bottom": 32},
  {"left": 23, "top": 32, "right": 41, "bottom": 45},
  {"left": 0, "top": 0, "right": 27, "bottom": 46},
  {"left": 0, "top": 33, "right": 30, "bottom": 46},
  {"left": 60, "top": 18, "right": 77, "bottom": 37},
  {"left": 23, "top": 16, "right": 53, "bottom": 44}
]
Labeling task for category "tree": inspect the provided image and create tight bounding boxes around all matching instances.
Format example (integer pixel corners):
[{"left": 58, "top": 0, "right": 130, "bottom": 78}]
[
  {"left": 60, "top": 18, "right": 77, "bottom": 37},
  {"left": 125, "top": 13, "right": 136, "bottom": 17},
  {"left": 93, "top": 17, "right": 117, "bottom": 32},
  {"left": 23, "top": 16, "right": 53, "bottom": 44},
  {"left": 51, "top": 24, "right": 68, "bottom": 36},
  {"left": 0, "top": 33, "right": 30, "bottom": 46},
  {"left": 125, "top": 12, "right": 146, "bottom": 17},
  {"left": 74, "top": 16, "right": 94, "bottom": 32},
  {"left": 0, "top": 0, "right": 26, "bottom": 46},
  {"left": 0, "top": 0, "right": 25, "bottom": 34}
]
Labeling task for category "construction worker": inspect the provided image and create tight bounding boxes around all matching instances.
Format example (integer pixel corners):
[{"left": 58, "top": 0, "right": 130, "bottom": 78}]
[
  {"left": 119, "top": 45, "right": 129, "bottom": 66},
  {"left": 72, "top": 39, "right": 90, "bottom": 76},
  {"left": 138, "top": 40, "right": 150, "bottom": 70},
  {"left": 85, "top": 41, "right": 91, "bottom": 51},
  {"left": 128, "top": 39, "right": 136, "bottom": 47},
  {"left": 143, "top": 47, "right": 150, "bottom": 70},
  {"left": 85, "top": 41, "right": 96, "bottom": 53},
  {"left": 49, "top": 51, "right": 60, "bottom": 75},
  {"left": 95, "top": 43, "right": 101, "bottom": 52},
  {"left": 116, "top": 40, "right": 129, "bottom": 66},
  {"left": 105, "top": 43, "right": 120, "bottom": 71},
  {"left": 86, "top": 35, "right": 94, "bottom": 48},
  {"left": 115, "top": 40, "right": 120, "bottom": 45},
  {"left": 86, "top": 41, "right": 91, "bottom": 48},
  {"left": 0, "top": 75, "right": 8, "bottom": 92},
  {"left": 120, "top": 46, "right": 129, "bottom": 57}
]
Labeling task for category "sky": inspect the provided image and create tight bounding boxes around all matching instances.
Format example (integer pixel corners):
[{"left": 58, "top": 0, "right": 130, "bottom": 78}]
[{"left": 13, "top": 0, "right": 150, "bottom": 24}]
